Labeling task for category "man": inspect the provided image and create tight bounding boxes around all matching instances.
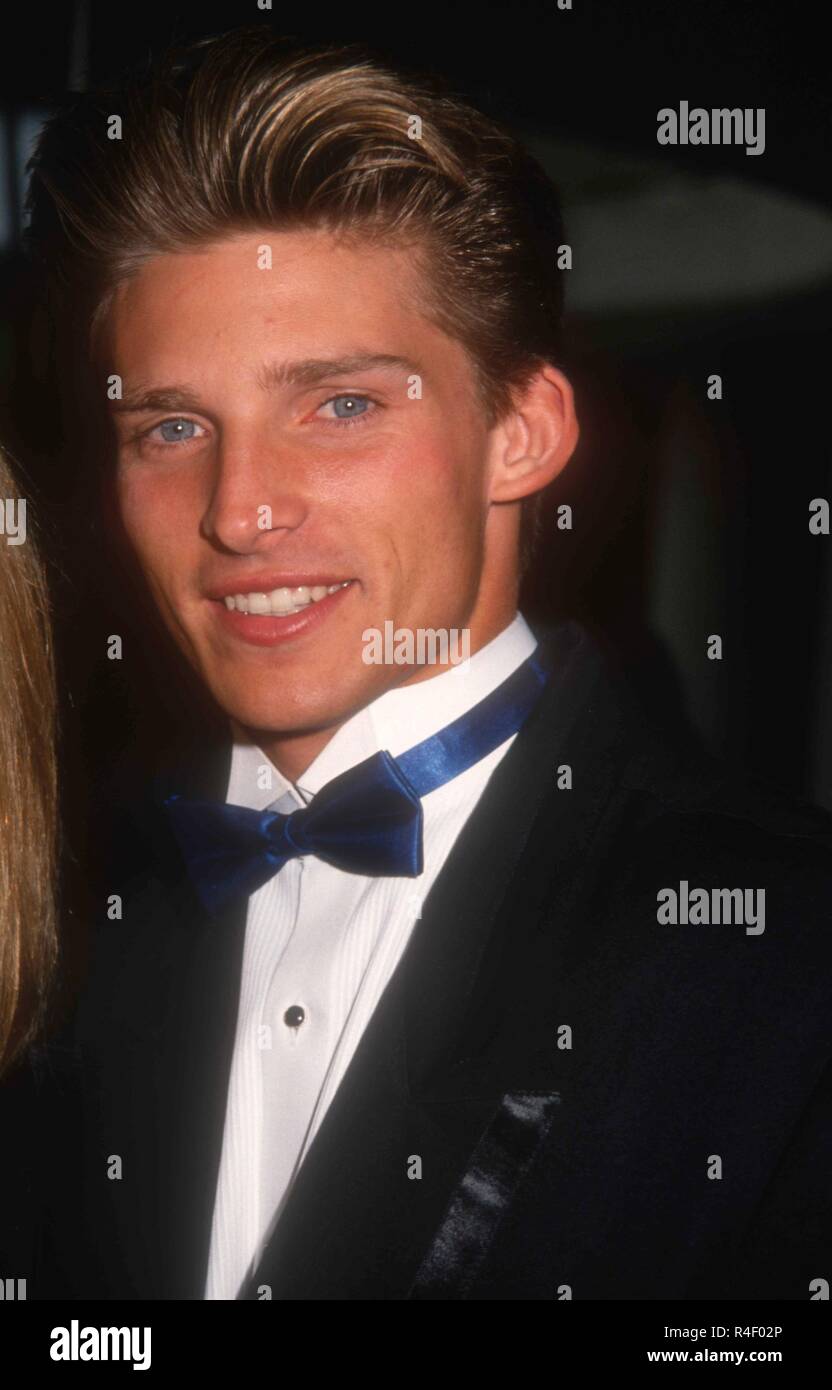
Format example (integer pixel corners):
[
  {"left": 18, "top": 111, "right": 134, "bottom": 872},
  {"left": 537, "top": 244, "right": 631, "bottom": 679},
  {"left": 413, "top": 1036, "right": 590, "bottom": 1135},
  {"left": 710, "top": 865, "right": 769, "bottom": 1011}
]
[{"left": 27, "top": 29, "right": 832, "bottom": 1300}]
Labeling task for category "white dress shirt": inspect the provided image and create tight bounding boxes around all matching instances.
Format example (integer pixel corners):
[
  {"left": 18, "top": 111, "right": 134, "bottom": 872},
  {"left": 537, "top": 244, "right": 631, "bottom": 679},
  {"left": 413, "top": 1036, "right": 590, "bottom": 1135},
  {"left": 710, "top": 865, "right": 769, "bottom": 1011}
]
[{"left": 204, "top": 612, "right": 538, "bottom": 1299}]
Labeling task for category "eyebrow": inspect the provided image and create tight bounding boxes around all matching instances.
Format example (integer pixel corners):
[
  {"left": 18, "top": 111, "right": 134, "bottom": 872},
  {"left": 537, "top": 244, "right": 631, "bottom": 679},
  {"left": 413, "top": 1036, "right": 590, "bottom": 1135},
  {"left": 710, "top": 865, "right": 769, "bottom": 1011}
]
[
  {"left": 110, "top": 353, "right": 420, "bottom": 414},
  {"left": 256, "top": 353, "right": 419, "bottom": 390}
]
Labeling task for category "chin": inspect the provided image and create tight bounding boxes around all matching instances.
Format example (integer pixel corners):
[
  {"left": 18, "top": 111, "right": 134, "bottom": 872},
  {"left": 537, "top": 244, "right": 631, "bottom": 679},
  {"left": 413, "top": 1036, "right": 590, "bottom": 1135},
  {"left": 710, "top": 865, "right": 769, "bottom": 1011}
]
[{"left": 212, "top": 673, "right": 374, "bottom": 739}]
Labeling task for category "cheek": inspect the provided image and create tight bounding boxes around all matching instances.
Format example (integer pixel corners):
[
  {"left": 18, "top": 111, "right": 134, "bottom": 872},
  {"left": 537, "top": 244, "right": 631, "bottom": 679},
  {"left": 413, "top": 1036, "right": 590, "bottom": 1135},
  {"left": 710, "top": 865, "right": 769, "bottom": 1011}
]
[
  {"left": 116, "top": 470, "right": 189, "bottom": 578},
  {"left": 354, "top": 432, "right": 481, "bottom": 532},
  {"left": 357, "top": 444, "right": 484, "bottom": 605}
]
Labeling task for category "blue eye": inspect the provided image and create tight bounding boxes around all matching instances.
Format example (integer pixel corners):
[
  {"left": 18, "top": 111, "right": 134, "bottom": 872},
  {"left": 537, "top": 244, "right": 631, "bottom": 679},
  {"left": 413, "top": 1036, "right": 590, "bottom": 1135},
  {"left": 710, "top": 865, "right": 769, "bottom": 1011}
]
[
  {"left": 156, "top": 418, "right": 201, "bottom": 443},
  {"left": 324, "top": 394, "right": 372, "bottom": 421}
]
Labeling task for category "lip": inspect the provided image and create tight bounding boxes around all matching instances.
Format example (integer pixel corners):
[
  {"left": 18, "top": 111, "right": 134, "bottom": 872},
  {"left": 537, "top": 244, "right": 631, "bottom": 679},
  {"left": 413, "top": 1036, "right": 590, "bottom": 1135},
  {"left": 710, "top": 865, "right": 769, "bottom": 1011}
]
[{"left": 206, "top": 579, "right": 355, "bottom": 647}]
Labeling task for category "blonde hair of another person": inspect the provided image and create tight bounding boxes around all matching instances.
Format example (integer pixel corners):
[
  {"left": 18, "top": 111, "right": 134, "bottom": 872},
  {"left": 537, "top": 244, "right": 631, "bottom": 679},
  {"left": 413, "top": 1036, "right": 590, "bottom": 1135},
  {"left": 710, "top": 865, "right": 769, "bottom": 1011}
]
[{"left": 0, "top": 446, "right": 57, "bottom": 1077}]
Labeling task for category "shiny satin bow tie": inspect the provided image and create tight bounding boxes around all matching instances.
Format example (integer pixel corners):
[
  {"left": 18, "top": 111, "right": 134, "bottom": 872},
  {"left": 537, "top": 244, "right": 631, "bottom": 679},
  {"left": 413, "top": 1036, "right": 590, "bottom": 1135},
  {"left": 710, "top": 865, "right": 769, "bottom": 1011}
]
[{"left": 164, "top": 647, "right": 551, "bottom": 913}]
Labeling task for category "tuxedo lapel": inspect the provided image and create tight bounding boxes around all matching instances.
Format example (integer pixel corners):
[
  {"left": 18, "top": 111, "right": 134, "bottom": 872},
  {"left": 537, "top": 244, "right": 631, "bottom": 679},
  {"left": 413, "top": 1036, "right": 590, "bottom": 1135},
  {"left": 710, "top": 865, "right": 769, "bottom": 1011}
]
[
  {"left": 401, "top": 620, "right": 629, "bottom": 1096},
  {"left": 159, "top": 882, "right": 249, "bottom": 1297},
  {"left": 239, "top": 620, "right": 637, "bottom": 1299},
  {"left": 75, "top": 734, "right": 250, "bottom": 1299},
  {"left": 148, "top": 737, "right": 251, "bottom": 1299}
]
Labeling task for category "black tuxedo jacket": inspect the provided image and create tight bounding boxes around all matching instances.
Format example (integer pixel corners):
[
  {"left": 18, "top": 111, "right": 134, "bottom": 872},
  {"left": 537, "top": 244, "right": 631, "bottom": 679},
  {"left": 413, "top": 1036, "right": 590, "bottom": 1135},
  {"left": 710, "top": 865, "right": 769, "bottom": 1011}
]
[{"left": 30, "top": 621, "right": 832, "bottom": 1299}]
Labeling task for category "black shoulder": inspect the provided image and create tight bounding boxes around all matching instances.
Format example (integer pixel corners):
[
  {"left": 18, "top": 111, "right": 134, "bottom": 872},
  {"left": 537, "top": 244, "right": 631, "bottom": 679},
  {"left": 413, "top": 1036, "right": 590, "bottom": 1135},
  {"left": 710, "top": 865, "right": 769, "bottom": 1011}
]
[{"left": 620, "top": 725, "right": 832, "bottom": 862}]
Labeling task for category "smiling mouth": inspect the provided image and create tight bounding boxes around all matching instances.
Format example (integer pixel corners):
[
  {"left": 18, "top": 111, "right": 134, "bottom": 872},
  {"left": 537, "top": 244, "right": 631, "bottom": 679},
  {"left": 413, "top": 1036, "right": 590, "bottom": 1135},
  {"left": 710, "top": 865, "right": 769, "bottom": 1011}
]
[{"left": 219, "top": 580, "right": 354, "bottom": 617}]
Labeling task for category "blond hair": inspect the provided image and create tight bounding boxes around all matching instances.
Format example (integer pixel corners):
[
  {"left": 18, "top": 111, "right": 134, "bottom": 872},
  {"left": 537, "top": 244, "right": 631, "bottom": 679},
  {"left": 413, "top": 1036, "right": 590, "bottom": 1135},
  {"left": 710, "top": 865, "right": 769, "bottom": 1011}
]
[{"left": 0, "top": 447, "right": 57, "bottom": 1076}]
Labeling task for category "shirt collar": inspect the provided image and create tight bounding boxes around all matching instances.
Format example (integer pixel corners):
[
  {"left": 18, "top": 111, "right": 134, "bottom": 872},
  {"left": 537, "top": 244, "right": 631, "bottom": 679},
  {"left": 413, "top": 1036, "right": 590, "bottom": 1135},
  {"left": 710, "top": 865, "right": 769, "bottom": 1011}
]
[{"left": 225, "top": 611, "right": 538, "bottom": 811}]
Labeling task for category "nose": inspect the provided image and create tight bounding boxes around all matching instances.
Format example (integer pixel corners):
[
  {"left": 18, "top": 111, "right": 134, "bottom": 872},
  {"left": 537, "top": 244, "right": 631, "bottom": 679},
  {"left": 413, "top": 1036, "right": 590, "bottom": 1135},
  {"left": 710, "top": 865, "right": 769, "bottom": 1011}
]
[{"left": 202, "top": 429, "right": 309, "bottom": 551}]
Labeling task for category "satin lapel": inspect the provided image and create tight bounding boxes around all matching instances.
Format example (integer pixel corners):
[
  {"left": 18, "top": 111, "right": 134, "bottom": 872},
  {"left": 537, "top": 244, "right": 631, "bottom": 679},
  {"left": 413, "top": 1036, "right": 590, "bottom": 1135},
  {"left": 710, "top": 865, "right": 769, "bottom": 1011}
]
[
  {"left": 158, "top": 872, "right": 249, "bottom": 1297},
  {"left": 400, "top": 620, "right": 621, "bottom": 1095},
  {"left": 115, "top": 735, "right": 249, "bottom": 1299},
  {"left": 400, "top": 620, "right": 635, "bottom": 1299},
  {"left": 242, "top": 621, "right": 634, "bottom": 1299}
]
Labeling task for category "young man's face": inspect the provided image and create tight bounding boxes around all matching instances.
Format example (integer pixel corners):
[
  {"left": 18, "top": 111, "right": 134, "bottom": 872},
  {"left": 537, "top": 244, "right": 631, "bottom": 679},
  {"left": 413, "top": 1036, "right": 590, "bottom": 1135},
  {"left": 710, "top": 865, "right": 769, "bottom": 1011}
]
[{"left": 106, "top": 229, "right": 527, "bottom": 746}]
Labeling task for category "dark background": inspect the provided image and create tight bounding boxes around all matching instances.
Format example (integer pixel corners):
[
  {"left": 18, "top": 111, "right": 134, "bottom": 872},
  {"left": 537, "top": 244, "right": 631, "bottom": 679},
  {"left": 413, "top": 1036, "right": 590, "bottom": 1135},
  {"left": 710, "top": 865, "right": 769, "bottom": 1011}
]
[{"left": 1, "top": 0, "right": 831, "bottom": 824}]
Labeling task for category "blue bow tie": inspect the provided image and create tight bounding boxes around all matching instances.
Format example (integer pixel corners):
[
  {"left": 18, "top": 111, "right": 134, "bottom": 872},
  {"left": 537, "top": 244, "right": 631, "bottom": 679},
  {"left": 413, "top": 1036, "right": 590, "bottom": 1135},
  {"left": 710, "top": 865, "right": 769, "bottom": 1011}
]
[{"left": 164, "top": 647, "right": 550, "bottom": 913}]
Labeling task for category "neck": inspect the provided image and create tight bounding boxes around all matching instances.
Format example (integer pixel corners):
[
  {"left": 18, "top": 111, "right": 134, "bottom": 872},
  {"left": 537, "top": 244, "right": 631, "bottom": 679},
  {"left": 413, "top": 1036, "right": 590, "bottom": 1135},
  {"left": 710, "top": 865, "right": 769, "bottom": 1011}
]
[
  {"left": 246, "top": 601, "right": 519, "bottom": 783},
  {"left": 256, "top": 722, "right": 347, "bottom": 785}
]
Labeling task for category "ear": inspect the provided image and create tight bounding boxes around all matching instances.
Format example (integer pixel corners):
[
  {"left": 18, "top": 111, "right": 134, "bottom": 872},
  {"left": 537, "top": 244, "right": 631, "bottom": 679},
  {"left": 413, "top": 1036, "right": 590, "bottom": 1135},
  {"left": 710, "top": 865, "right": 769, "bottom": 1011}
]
[{"left": 487, "top": 365, "right": 579, "bottom": 504}]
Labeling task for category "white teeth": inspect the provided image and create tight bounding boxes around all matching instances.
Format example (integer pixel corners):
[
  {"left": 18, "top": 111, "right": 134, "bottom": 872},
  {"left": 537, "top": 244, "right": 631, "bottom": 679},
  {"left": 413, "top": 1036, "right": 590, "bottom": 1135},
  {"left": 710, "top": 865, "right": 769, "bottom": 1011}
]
[
  {"left": 222, "top": 581, "right": 351, "bottom": 615},
  {"left": 270, "top": 587, "right": 296, "bottom": 615}
]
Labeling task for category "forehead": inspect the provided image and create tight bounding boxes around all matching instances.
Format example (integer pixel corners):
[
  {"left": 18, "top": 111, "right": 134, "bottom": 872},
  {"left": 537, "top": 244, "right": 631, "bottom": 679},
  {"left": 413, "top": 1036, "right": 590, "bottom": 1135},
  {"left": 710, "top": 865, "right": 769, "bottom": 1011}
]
[{"left": 105, "top": 227, "right": 465, "bottom": 379}]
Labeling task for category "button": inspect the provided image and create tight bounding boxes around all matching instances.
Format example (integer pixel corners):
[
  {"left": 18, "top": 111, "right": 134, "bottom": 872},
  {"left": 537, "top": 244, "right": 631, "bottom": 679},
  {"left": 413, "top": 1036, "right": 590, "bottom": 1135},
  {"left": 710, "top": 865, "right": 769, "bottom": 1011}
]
[{"left": 283, "top": 1005, "right": 306, "bottom": 1028}]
